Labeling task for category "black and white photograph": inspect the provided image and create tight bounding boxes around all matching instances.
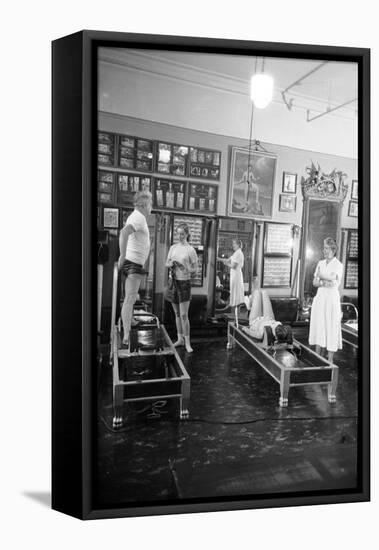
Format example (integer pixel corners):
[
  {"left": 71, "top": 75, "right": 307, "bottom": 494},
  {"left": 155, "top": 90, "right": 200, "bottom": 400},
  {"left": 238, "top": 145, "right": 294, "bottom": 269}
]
[
  {"left": 102, "top": 206, "right": 120, "bottom": 229},
  {"left": 228, "top": 147, "right": 277, "bottom": 217},
  {"left": 351, "top": 179, "right": 358, "bottom": 200},
  {"left": 90, "top": 38, "right": 367, "bottom": 515},
  {"left": 2, "top": 0, "right": 379, "bottom": 542},
  {"left": 282, "top": 171, "right": 297, "bottom": 193},
  {"left": 279, "top": 193, "right": 297, "bottom": 212},
  {"left": 349, "top": 200, "right": 358, "bottom": 217}
]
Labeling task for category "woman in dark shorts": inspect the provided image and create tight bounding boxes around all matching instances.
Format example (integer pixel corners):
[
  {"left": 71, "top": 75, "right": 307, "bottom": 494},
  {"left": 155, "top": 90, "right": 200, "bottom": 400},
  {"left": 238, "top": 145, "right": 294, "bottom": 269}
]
[{"left": 165, "top": 223, "right": 198, "bottom": 353}]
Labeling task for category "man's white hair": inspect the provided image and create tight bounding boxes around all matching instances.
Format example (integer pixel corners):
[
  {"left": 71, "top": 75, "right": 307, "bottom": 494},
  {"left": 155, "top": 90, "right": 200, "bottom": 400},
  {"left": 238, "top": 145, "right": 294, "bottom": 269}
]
[{"left": 134, "top": 190, "right": 152, "bottom": 208}]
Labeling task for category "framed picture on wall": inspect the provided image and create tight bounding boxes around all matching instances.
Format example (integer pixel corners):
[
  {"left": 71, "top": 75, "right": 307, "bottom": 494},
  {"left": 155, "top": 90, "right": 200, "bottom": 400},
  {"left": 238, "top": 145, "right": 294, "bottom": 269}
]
[
  {"left": 351, "top": 179, "right": 358, "bottom": 199},
  {"left": 349, "top": 200, "right": 358, "bottom": 217},
  {"left": 53, "top": 30, "right": 370, "bottom": 521},
  {"left": 228, "top": 147, "right": 277, "bottom": 218},
  {"left": 279, "top": 194, "right": 297, "bottom": 212},
  {"left": 102, "top": 206, "right": 119, "bottom": 229},
  {"left": 282, "top": 172, "right": 297, "bottom": 193}
]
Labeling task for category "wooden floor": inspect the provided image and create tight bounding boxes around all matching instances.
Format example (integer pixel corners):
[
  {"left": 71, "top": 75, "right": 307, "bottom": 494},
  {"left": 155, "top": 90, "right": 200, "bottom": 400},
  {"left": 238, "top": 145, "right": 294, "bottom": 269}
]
[{"left": 95, "top": 326, "right": 359, "bottom": 508}]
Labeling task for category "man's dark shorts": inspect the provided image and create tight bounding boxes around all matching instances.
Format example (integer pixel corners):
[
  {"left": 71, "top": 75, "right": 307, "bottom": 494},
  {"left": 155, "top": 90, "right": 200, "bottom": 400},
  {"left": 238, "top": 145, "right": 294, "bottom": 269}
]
[{"left": 120, "top": 260, "right": 147, "bottom": 300}]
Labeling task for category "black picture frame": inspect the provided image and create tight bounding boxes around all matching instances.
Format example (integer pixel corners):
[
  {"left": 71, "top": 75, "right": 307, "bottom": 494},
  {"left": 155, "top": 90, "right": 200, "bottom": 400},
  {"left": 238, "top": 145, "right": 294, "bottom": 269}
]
[
  {"left": 97, "top": 131, "right": 116, "bottom": 167},
  {"left": 349, "top": 200, "right": 358, "bottom": 217},
  {"left": 282, "top": 171, "right": 297, "bottom": 193},
  {"left": 118, "top": 133, "right": 155, "bottom": 172},
  {"left": 279, "top": 193, "right": 297, "bottom": 212},
  {"left": 156, "top": 141, "right": 189, "bottom": 176},
  {"left": 228, "top": 146, "right": 277, "bottom": 218},
  {"left": 52, "top": 30, "right": 370, "bottom": 520},
  {"left": 188, "top": 146, "right": 221, "bottom": 180},
  {"left": 116, "top": 172, "right": 152, "bottom": 207},
  {"left": 152, "top": 178, "right": 187, "bottom": 211},
  {"left": 102, "top": 206, "right": 120, "bottom": 229},
  {"left": 187, "top": 182, "right": 218, "bottom": 213},
  {"left": 351, "top": 179, "right": 358, "bottom": 200}
]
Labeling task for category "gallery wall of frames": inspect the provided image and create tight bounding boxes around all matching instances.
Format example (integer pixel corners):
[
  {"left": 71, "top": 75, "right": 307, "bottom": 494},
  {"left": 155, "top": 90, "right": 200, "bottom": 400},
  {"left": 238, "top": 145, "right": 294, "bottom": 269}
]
[{"left": 97, "top": 113, "right": 358, "bottom": 314}]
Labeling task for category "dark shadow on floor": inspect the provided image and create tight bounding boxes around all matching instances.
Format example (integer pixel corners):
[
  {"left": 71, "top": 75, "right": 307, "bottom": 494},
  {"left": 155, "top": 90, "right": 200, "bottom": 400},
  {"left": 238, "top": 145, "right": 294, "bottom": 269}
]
[{"left": 22, "top": 491, "right": 51, "bottom": 507}]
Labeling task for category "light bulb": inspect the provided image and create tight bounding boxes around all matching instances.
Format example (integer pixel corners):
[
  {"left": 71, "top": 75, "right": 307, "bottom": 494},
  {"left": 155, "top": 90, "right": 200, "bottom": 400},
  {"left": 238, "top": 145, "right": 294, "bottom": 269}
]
[{"left": 250, "top": 74, "right": 274, "bottom": 109}]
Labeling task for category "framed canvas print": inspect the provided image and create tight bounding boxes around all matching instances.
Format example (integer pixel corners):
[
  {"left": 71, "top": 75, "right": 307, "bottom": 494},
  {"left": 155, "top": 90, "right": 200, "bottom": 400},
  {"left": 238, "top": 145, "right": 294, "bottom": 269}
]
[
  {"left": 228, "top": 147, "right": 276, "bottom": 218},
  {"left": 52, "top": 31, "right": 370, "bottom": 520}
]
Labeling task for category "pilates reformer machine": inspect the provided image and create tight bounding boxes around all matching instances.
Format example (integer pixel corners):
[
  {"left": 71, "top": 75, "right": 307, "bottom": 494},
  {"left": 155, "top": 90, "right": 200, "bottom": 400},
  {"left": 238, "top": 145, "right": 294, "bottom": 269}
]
[
  {"left": 110, "top": 263, "right": 190, "bottom": 428},
  {"left": 227, "top": 320, "right": 339, "bottom": 408},
  {"left": 341, "top": 302, "right": 358, "bottom": 349}
]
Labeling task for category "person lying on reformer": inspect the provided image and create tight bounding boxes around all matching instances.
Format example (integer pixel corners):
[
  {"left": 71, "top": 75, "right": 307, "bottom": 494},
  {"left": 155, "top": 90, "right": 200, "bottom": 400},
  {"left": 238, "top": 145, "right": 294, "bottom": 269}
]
[{"left": 243, "top": 287, "right": 292, "bottom": 346}]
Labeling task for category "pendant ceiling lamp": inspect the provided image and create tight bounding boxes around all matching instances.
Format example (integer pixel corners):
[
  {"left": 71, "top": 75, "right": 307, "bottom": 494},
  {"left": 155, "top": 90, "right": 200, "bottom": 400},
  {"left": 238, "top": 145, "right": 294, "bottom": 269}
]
[
  {"left": 250, "top": 57, "right": 273, "bottom": 109},
  {"left": 246, "top": 57, "right": 272, "bottom": 166}
]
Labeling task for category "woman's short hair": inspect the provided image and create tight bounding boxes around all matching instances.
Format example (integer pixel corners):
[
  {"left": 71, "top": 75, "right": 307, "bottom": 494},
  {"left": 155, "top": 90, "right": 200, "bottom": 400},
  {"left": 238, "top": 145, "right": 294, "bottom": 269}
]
[
  {"left": 324, "top": 237, "right": 338, "bottom": 255},
  {"left": 134, "top": 190, "right": 152, "bottom": 208},
  {"left": 177, "top": 222, "right": 190, "bottom": 241},
  {"left": 275, "top": 324, "right": 293, "bottom": 344}
]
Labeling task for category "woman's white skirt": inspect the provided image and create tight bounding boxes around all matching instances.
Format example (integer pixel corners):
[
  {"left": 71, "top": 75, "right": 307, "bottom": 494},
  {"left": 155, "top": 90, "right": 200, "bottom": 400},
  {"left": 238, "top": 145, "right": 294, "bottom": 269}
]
[
  {"left": 230, "top": 268, "right": 245, "bottom": 307},
  {"left": 309, "top": 287, "right": 342, "bottom": 352}
]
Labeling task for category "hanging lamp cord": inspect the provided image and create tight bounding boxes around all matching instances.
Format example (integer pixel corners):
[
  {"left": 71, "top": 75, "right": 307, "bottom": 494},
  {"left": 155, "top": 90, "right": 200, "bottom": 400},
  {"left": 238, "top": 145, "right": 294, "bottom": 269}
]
[{"left": 247, "top": 57, "right": 259, "bottom": 172}]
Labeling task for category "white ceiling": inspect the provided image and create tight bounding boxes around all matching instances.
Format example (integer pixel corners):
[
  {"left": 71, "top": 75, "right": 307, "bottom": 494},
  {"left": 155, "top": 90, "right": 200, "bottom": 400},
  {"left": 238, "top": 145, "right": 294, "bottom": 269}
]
[{"left": 99, "top": 48, "right": 358, "bottom": 119}]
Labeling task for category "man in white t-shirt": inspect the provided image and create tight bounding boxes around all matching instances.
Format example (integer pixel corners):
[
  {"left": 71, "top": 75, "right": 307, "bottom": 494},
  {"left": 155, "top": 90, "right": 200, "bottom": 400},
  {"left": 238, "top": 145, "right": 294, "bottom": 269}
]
[{"left": 118, "top": 190, "right": 152, "bottom": 346}]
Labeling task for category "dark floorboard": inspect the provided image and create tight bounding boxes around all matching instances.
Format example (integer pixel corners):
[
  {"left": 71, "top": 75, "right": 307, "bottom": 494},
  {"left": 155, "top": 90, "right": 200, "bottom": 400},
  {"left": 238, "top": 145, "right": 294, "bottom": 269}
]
[{"left": 95, "top": 326, "right": 358, "bottom": 507}]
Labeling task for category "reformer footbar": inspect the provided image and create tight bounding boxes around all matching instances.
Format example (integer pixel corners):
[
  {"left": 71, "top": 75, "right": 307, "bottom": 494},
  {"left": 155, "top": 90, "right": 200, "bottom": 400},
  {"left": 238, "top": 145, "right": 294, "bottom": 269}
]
[{"left": 110, "top": 262, "right": 191, "bottom": 428}]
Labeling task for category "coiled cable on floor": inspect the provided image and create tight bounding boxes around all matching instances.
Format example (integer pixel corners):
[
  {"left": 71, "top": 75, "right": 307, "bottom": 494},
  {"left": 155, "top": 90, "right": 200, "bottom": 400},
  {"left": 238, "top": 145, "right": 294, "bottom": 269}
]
[{"left": 98, "top": 413, "right": 358, "bottom": 433}]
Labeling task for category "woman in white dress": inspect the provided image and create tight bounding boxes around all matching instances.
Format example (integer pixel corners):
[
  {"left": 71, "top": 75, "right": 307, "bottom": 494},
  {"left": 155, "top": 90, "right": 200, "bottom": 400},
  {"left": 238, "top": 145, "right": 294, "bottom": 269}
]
[
  {"left": 218, "top": 238, "right": 245, "bottom": 318},
  {"left": 309, "top": 237, "right": 343, "bottom": 363}
]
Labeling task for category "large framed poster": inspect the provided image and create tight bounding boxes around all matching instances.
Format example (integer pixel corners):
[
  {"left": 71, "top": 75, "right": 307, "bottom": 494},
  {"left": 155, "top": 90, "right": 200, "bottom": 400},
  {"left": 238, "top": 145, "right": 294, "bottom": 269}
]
[
  {"left": 53, "top": 30, "right": 370, "bottom": 521},
  {"left": 228, "top": 147, "right": 277, "bottom": 218}
]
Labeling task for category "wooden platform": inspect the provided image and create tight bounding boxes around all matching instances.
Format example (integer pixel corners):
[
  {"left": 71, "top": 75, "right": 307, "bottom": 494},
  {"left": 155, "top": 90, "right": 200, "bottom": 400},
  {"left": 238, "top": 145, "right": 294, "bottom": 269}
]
[
  {"left": 112, "top": 324, "right": 191, "bottom": 428},
  {"left": 227, "top": 322, "right": 339, "bottom": 407}
]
